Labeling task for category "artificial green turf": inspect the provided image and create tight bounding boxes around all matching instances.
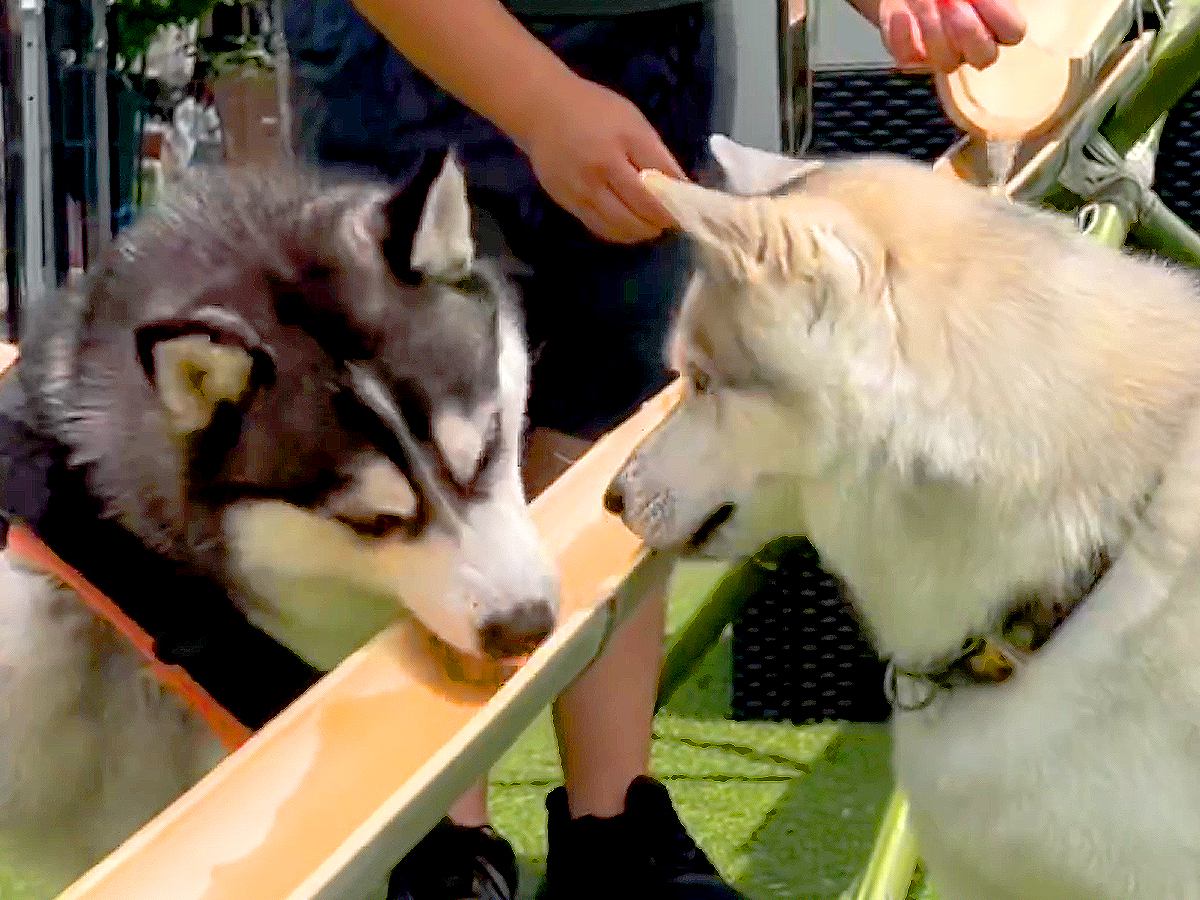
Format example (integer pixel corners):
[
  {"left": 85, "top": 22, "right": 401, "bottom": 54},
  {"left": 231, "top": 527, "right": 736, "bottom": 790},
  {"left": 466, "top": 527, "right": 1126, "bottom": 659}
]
[
  {"left": 0, "top": 563, "right": 906, "bottom": 899},
  {"left": 488, "top": 626, "right": 898, "bottom": 900},
  {"left": 0, "top": 830, "right": 84, "bottom": 900}
]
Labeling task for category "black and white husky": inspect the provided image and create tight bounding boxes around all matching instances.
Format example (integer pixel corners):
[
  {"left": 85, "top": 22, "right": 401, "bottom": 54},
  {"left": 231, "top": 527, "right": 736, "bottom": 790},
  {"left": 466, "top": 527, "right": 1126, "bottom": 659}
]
[{"left": 0, "top": 154, "right": 556, "bottom": 878}]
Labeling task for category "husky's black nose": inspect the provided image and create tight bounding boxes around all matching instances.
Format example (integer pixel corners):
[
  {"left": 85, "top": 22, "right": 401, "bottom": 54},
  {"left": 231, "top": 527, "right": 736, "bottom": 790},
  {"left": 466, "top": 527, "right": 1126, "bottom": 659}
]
[
  {"left": 480, "top": 602, "right": 555, "bottom": 659},
  {"left": 603, "top": 482, "right": 625, "bottom": 515}
]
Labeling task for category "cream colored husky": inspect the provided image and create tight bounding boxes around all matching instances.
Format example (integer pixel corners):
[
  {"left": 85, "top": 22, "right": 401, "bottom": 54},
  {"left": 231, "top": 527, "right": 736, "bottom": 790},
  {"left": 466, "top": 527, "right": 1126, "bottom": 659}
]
[{"left": 607, "top": 135, "right": 1200, "bottom": 899}]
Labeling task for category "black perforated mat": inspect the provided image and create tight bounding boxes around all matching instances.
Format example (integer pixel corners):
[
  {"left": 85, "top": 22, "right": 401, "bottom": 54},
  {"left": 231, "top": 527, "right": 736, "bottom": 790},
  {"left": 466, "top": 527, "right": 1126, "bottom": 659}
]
[
  {"left": 805, "top": 70, "right": 960, "bottom": 160},
  {"left": 1154, "top": 83, "right": 1200, "bottom": 233},
  {"left": 731, "top": 539, "right": 890, "bottom": 724}
]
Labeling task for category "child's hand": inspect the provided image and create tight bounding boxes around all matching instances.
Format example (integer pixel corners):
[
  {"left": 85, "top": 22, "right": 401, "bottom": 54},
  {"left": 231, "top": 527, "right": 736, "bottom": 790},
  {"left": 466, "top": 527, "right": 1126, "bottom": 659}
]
[
  {"left": 512, "top": 75, "right": 686, "bottom": 244},
  {"left": 878, "top": 0, "right": 1026, "bottom": 72}
]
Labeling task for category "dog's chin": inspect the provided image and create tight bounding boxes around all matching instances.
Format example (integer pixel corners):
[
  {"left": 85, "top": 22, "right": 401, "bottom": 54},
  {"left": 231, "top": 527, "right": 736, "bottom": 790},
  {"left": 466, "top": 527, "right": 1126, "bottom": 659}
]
[
  {"left": 661, "top": 503, "right": 755, "bottom": 562},
  {"left": 682, "top": 532, "right": 754, "bottom": 563},
  {"left": 686, "top": 518, "right": 786, "bottom": 564}
]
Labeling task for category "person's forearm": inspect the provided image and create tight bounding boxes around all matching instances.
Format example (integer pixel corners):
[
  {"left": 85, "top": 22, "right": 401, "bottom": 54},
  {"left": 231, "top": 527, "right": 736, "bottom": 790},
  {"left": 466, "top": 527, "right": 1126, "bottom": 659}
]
[{"left": 350, "top": 0, "right": 574, "bottom": 148}]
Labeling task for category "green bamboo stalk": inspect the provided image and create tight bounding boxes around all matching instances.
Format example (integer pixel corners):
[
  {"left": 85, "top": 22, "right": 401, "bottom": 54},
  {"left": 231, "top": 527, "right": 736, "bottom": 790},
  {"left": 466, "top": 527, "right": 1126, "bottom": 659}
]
[
  {"left": 657, "top": 537, "right": 798, "bottom": 707},
  {"left": 1069, "top": 109, "right": 1200, "bottom": 266},
  {"left": 1043, "top": 4, "right": 1200, "bottom": 211},
  {"left": 846, "top": 789, "right": 920, "bottom": 900},
  {"left": 1131, "top": 196, "right": 1200, "bottom": 266},
  {"left": 1052, "top": 112, "right": 1177, "bottom": 255},
  {"left": 1105, "top": 0, "right": 1200, "bottom": 158},
  {"left": 1080, "top": 201, "right": 1135, "bottom": 247}
]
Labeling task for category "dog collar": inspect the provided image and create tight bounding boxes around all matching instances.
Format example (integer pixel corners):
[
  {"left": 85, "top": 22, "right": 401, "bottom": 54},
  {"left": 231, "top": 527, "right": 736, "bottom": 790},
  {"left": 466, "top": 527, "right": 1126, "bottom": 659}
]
[{"left": 884, "top": 547, "right": 1113, "bottom": 712}]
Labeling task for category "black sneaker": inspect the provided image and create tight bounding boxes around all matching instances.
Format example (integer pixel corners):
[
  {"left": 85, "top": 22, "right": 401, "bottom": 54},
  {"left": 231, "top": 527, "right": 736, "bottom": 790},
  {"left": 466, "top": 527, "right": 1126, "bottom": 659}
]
[
  {"left": 540, "top": 776, "right": 746, "bottom": 899},
  {"left": 387, "top": 818, "right": 518, "bottom": 900}
]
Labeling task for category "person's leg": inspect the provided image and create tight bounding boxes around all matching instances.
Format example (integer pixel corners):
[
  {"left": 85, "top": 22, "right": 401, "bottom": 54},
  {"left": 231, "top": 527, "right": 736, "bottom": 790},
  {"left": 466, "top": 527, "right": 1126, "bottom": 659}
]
[
  {"left": 447, "top": 784, "right": 490, "bottom": 828},
  {"left": 554, "top": 560, "right": 669, "bottom": 816},
  {"left": 507, "top": 7, "right": 737, "bottom": 897},
  {"left": 520, "top": 236, "right": 684, "bottom": 825},
  {"left": 286, "top": 1, "right": 731, "bottom": 895},
  {"left": 523, "top": 235, "right": 740, "bottom": 899},
  {"left": 522, "top": 422, "right": 671, "bottom": 822}
]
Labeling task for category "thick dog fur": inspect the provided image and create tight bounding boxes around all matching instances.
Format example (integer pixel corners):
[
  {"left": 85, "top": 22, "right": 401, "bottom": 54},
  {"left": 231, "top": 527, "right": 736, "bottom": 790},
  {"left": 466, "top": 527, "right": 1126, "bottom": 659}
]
[
  {"left": 610, "top": 136, "right": 1200, "bottom": 899},
  {"left": 0, "top": 157, "right": 555, "bottom": 877}
]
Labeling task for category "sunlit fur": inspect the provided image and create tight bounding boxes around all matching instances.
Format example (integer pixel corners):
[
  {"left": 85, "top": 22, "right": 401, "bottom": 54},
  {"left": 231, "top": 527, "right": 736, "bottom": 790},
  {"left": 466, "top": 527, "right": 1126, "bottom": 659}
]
[{"left": 613, "top": 136, "right": 1200, "bottom": 899}]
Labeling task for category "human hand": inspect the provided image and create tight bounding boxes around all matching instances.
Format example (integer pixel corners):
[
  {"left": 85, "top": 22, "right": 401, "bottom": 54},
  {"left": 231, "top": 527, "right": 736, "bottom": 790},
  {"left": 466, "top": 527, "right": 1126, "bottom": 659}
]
[
  {"left": 877, "top": 0, "right": 1027, "bottom": 72},
  {"left": 510, "top": 75, "right": 686, "bottom": 244}
]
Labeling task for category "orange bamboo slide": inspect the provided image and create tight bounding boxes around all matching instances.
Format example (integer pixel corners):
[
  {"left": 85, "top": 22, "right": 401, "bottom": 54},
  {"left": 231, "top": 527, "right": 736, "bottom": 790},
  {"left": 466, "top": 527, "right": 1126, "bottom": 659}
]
[{"left": 54, "top": 379, "right": 680, "bottom": 900}]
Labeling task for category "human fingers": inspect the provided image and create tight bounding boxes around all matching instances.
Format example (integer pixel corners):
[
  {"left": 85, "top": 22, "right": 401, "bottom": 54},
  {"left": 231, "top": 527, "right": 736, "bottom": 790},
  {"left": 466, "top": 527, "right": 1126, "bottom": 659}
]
[
  {"left": 584, "top": 187, "right": 663, "bottom": 244},
  {"left": 941, "top": 0, "right": 999, "bottom": 69},
  {"left": 624, "top": 122, "right": 688, "bottom": 182},
  {"left": 968, "top": 0, "right": 1027, "bottom": 46},
  {"left": 608, "top": 160, "right": 677, "bottom": 232},
  {"left": 909, "top": 0, "right": 962, "bottom": 72},
  {"left": 882, "top": 5, "right": 927, "bottom": 68}
]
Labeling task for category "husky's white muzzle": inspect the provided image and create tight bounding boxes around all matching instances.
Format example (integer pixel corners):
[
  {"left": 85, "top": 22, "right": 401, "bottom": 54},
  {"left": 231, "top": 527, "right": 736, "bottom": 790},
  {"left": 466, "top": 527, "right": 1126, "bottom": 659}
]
[{"left": 222, "top": 492, "right": 558, "bottom": 670}]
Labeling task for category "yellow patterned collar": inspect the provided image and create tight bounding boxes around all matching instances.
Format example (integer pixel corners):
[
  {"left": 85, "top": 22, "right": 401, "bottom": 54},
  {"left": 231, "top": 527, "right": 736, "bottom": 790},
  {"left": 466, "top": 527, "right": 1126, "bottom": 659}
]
[{"left": 885, "top": 548, "right": 1112, "bottom": 712}]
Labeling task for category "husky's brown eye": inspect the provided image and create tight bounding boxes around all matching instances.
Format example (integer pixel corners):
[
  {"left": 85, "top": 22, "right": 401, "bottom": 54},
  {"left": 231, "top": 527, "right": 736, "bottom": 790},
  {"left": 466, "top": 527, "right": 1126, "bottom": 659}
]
[
  {"left": 334, "top": 513, "right": 410, "bottom": 539},
  {"left": 690, "top": 367, "right": 711, "bottom": 394}
]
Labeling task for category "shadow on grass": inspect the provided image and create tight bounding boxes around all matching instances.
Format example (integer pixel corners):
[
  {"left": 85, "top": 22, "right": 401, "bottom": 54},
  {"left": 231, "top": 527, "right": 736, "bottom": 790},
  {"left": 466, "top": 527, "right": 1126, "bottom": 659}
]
[
  {"left": 661, "top": 636, "right": 897, "bottom": 899},
  {"left": 726, "top": 725, "right": 894, "bottom": 900}
]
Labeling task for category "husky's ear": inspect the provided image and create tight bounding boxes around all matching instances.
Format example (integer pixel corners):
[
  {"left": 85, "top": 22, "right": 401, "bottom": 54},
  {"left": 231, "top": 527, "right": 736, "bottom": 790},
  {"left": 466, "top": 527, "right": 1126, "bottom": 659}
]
[
  {"left": 135, "top": 307, "right": 272, "bottom": 437},
  {"left": 639, "top": 170, "right": 779, "bottom": 282},
  {"left": 709, "top": 134, "right": 823, "bottom": 196},
  {"left": 641, "top": 169, "right": 749, "bottom": 256},
  {"left": 643, "top": 169, "right": 882, "bottom": 292},
  {"left": 806, "top": 216, "right": 884, "bottom": 297},
  {"left": 408, "top": 150, "right": 474, "bottom": 281}
]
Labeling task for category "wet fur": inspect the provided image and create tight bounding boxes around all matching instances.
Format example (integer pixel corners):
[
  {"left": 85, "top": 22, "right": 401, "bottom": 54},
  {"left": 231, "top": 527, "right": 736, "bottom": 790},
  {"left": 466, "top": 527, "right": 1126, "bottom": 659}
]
[{"left": 613, "top": 138, "right": 1200, "bottom": 899}]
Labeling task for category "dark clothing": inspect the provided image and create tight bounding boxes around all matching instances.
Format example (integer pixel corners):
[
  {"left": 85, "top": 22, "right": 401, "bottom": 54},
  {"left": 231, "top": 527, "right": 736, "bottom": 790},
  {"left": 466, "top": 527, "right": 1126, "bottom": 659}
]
[
  {"left": 284, "top": 2, "right": 716, "bottom": 438},
  {"left": 505, "top": 1, "right": 701, "bottom": 16}
]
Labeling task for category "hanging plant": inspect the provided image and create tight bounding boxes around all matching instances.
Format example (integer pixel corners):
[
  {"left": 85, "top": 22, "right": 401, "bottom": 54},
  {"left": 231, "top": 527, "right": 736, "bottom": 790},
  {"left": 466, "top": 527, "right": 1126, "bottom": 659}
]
[
  {"left": 198, "top": 31, "right": 274, "bottom": 77},
  {"left": 108, "top": 0, "right": 223, "bottom": 67},
  {"left": 194, "top": 0, "right": 276, "bottom": 76}
]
